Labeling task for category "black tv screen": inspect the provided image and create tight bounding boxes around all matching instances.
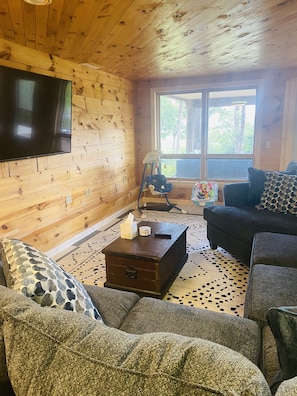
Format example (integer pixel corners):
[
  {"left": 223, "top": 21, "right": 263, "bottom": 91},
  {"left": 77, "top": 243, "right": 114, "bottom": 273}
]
[{"left": 0, "top": 65, "right": 72, "bottom": 162}]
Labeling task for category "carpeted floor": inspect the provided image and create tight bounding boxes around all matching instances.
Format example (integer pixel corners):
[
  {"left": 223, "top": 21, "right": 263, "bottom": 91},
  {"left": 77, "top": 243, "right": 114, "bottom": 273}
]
[{"left": 54, "top": 210, "right": 248, "bottom": 317}]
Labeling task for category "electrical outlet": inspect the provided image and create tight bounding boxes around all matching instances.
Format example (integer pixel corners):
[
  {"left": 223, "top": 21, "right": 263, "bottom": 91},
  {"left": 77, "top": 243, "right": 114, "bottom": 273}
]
[
  {"left": 65, "top": 194, "right": 72, "bottom": 204},
  {"left": 85, "top": 188, "right": 92, "bottom": 197}
]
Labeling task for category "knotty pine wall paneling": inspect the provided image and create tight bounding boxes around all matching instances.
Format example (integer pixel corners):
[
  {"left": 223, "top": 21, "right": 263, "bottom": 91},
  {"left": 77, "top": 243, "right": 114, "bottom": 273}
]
[
  {"left": 0, "top": 38, "right": 138, "bottom": 252},
  {"left": 135, "top": 68, "right": 297, "bottom": 202}
]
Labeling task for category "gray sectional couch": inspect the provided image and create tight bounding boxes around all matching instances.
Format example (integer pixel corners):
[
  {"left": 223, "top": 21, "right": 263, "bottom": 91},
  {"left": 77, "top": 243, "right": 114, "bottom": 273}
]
[
  {"left": 0, "top": 266, "right": 268, "bottom": 395},
  {"left": 0, "top": 231, "right": 296, "bottom": 394},
  {"left": 244, "top": 232, "right": 297, "bottom": 394}
]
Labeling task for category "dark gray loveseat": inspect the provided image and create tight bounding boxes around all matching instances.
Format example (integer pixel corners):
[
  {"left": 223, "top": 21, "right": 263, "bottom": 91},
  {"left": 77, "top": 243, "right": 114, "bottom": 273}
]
[{"left": 203, "top": 162, "right": 297, "bottom": 265}]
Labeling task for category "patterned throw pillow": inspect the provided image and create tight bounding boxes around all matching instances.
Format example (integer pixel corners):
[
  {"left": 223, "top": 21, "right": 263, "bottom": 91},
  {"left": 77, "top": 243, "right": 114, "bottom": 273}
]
[
  {"left": 256, "top": 171, "right": 297, "bottom": 215},
  {"left": 0, "top": 238, "right": 103, "bottom": 321},
  {"left": 247, "top": 167, "right": 297, "bottom": 206}
]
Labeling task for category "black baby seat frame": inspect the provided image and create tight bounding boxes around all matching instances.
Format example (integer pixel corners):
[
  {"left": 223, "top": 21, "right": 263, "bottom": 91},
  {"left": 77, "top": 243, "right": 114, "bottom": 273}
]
[{"left": 137, "top": 150, "right": 182, "bottom": 214}]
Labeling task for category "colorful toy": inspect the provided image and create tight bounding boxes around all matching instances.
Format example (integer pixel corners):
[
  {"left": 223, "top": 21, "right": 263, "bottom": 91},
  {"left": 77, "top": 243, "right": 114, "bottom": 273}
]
[{"left": 191, "top": 181, "right": 218, "bottom": 206}]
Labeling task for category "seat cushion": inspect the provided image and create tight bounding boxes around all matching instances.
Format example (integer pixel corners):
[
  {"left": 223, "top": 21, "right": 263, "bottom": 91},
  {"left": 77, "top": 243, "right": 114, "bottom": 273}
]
[
  {"left": 251, "top": 233, "right": 297, "bottom": 268},
  {"left": 120, "top": 297, "right": 262, "bottom": 366},
  {"left": 84, "top": 284, "right": 139, "bottom": 328},
  {"left": 204, "top": 206, "right": 297, "bottom": 246},
  {"left": 244, "top": 265, "right": 297, "bottom": 322},
  {"left": 275, "top": 376, "right": 297, "bottom": 396}
]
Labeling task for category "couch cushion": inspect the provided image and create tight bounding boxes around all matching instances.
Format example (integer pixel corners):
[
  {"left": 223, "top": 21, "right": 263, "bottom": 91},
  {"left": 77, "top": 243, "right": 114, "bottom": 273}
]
[
  {"left": 285, "top": 160, "right": 297, "bottom": 173},
  {"left": 267, "top": 306, "right": 297, "bottom": 394},
  {"left": 262, "top": 324, "right": 280, "bottom": 386},
  {"left": 257, "top": 172, "right": 297, "bottom": 215},
  {"left": 248, "top": 167, "right": 268, "bottom": 206},
  {"left": 84, "top": 284, "right": 139, "bottom": 328},
  {"left": 0, "top": 286, "right": 271, "bottom": 396},
  {"left": 251, "top": 232, "right": 297, "bottom": 268},
  {"left": 244, "top": 264, "right": 297, "bottom": 322},
  {"left": 0, "top": 238, "right": 102, "bottom": 321},
  {"left": 120, "top": 297, "right": 262, "bottom": 366},
  {"left": 204, "top": 205, "right": 297, "bottom": 246},
  {"left": 275, "top": 376, "right": 297, "bottom": 396}
]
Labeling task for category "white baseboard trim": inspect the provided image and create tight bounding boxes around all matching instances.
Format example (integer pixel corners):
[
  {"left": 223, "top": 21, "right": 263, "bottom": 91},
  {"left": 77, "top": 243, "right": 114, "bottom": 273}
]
[{"left": 47, "top": 202, "right": 136, "bottom": 257}]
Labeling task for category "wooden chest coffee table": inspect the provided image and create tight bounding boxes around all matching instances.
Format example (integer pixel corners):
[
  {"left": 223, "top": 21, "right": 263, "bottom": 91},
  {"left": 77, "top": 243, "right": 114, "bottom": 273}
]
[{"left": 103, "top": 221, "right": 188, "bottom": 298}]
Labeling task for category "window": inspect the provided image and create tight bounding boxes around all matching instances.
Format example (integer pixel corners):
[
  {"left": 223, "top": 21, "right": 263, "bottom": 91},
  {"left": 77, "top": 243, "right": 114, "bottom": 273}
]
[{"left": 153, "top": 84, "right": 259, "bottom": 180}]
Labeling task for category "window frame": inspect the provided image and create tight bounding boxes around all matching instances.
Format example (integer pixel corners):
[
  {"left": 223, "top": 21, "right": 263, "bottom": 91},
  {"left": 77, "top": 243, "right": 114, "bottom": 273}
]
[{"left": 151, "top": 80, "right": 263, "bottom": 182}]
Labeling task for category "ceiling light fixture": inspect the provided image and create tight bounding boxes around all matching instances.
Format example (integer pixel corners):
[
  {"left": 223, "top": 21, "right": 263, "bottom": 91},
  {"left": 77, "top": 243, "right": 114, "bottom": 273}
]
[{"left": 24, "top": 0, "right": 52, "bottom": 5}]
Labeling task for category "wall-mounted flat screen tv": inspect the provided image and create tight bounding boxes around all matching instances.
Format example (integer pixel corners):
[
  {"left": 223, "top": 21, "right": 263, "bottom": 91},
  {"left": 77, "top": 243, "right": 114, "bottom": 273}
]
[{"left": 0, "top": 65, "right": 72, "bottom": 162}]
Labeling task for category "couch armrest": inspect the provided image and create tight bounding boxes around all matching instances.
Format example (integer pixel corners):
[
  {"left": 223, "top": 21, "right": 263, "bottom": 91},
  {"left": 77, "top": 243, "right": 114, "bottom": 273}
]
[{"left": 223, "top": 182, "right": 250, "bottom": 207}]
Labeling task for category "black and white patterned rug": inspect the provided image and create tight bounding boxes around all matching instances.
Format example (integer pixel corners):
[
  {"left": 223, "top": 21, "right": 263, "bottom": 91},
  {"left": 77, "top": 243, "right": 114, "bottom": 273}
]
[{"left": 55, "top": 210, "right": 248, "bottom": 317}]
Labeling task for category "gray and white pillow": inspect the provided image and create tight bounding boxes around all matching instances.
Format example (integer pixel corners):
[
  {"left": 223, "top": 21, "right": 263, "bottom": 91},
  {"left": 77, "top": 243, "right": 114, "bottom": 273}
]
[
  {"left": 0, "top": 238, "right": 103, "bottom": 321},
  {"left": 256, "top": 171, "right": 297, "bottom": 215}
]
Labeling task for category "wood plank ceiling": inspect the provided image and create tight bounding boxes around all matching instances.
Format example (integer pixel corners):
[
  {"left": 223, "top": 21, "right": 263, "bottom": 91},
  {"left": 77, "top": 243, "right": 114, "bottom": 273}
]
[{"left": 0, "top": 0, "right": 297, "bottom": 80}]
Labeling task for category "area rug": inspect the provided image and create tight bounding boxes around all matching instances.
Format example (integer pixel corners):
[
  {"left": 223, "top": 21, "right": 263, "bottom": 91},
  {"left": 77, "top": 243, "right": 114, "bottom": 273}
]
[{"left": 54, "top": 210, "right": 248, "bottom": 317}]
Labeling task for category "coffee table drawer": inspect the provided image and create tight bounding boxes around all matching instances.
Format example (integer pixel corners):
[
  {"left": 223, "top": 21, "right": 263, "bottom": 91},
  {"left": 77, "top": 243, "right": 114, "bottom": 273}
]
[{"left": 105, "top": 256, "right": 159, "bottom": 294}]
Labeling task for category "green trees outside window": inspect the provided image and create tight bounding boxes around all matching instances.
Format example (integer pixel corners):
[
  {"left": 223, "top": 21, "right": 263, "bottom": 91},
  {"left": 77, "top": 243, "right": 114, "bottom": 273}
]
[{"left": 158, "top": 88, "right": 257, "bottom": 180}]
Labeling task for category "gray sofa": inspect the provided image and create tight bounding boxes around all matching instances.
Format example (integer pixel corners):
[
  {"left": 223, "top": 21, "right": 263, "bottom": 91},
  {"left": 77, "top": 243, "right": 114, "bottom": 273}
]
[
  {"left": 203, "top": 162, "right": 297, "bottom": 265},
  {"left": 0, "top": 265, "right": 269, "bottom": 395},
  {"left": 0, "top": 231, "right": 296, "bottom": 395},
  {"left": 244, "top": 231, "right": 297, "bottom": 394}
]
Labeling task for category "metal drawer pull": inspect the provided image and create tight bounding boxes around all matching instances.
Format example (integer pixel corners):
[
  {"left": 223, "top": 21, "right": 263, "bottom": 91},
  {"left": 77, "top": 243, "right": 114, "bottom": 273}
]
[{"left": 125, "top": 266, "right": 137, "bottom": 279}]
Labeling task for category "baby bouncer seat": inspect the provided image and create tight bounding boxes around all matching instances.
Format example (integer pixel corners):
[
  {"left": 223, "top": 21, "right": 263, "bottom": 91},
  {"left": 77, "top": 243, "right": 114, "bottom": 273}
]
[{"left": 137, "top": 150, "right": 183, "bottom": 214}]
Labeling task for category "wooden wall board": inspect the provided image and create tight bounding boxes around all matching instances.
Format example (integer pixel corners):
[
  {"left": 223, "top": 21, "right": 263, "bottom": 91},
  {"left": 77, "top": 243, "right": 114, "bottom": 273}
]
[
  {"left": 25, "top": 186, "right": 139, "bottom": 250},
  {"left": 0, "top": 37, "right": 137, "bottom": 253}
]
